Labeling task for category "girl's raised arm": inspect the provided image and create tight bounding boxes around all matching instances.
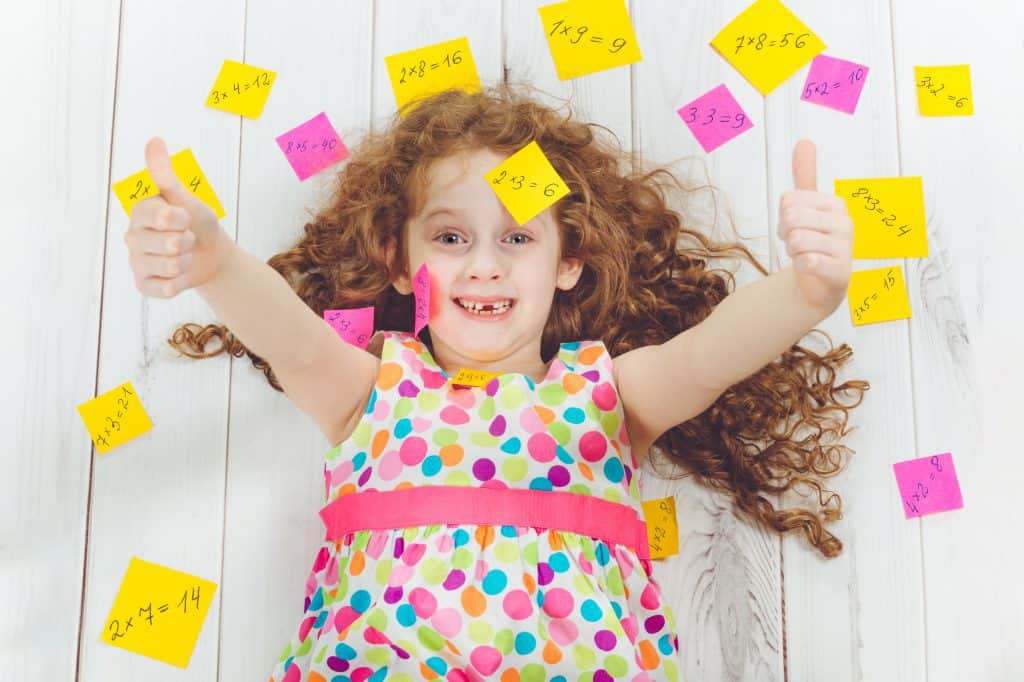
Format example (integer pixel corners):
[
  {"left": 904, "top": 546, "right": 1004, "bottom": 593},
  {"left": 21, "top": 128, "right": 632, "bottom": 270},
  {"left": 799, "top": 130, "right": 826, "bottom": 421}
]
[
  {"left": 124, "top": 137, "right": 378, "bottom": 445},
  {"left": 615, "top": 140, "right": 854, "bottom": 453}
]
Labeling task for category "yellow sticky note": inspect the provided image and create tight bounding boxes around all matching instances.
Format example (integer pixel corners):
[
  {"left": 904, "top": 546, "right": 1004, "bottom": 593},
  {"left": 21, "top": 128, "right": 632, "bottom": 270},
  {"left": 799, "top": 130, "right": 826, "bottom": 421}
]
[
  {"left": 834, "top": 177, "right": 927, "bottom": 259},
  {"left": 642, "top": 496, "right": 679, "bottom": 559},
  {"left": 915, "top": 65, "right": 973, "bottom": 116},
  {"left": 450, "top": 368, "right": 501, "bottom": 388},
  {"left": 538, "top": 0, "right": 642, "bottom": 80},
  {"left": 101, "top": 557, "right": 217, "bottom": 668},
  {"left": 205, "top": 59, "right": 276, "bottom": 118},
  {"left": 384, "top": 37, "right": 482, "bottom": 115},
  {"left": 77, "top": 381, "right": 153, "bottom": 454},
  {"left": 710, "top": 0, "right": 825, "bottom": 95},
  {"left": 484, "top": 141, "right": 570, "bottom": 226},
  {"left": 112, "top": 148, "right": 226, "bottom": 219},
  {"left": 847, "top": 266, "right": 911, "bottom": 326}
]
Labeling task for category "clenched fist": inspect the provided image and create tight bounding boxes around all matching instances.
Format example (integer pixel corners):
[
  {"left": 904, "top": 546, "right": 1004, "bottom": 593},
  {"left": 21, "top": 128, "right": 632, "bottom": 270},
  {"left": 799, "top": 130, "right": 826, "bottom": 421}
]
[
  {"left": 123, "top": 137, "right": 233, "bottom": 298},
  {"left": 778, "top": 139, "right": 854, "bottom": 310}
]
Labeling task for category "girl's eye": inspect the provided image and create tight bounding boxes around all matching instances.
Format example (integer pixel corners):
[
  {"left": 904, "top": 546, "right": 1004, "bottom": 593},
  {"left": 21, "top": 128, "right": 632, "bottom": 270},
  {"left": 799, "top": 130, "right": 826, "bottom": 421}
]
[
  {"left": 436, "top": 232, "right": 463, "bottom": 245},
  {"left": 434, "top": 232, "right": 533, "bottom": 245}
]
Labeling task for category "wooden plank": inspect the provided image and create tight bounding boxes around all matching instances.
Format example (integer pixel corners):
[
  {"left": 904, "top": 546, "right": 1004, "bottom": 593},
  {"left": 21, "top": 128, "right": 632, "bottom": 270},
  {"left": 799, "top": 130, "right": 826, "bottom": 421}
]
[
  {"left": 372, "top": 1, "right": 504, "bottom": 127},
  {"left": 763, "top": 2, "right": 925, "bottom": 679},
  {"left": 502, "top": 0, "right": 632, "bottom": 150},
  {"left": 0, "top": 1, "right": 119, "bottom": 678},
  {"left": 218, "top": 2, "right": 374, "bottom": 679},
  {"left": 77, "top": 1, "right": 246, "bottom": 679},
  {"left": 631, "top": 2, "right": 781, "bottom": 679},
  {"left": 891, "top": 2, "right": 1024, "bottom": 679}
]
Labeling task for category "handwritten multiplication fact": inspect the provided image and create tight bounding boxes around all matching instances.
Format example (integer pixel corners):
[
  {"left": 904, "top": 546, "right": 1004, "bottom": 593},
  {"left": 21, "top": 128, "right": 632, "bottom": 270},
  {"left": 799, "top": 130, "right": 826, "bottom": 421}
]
[
  {"left": 915, "top": 65, "right": 973, "bottom": 116},
  {"left": 846, "top": 265, "right": 911, "bottom": 326},
  {"left": 413, "top": 263, "right": 431, "bottom": 336},
  {"left": 893, "top": 452, "right": 964, "bottom": 519},
  {"left": 710, "top": 0, "right": 825, "bottom": 95},
  {"left": 834, "top": 177, "right": 927, "bottom": 258},
  {"left": 450, "top": 368, "right": 500, "bottom": 388},
  {"left": 538, "top": 0, "right": 642, "bottom": 80},
  {"left": 678, "top": 83, "right": 754, "bottom": 153},
  {"left": 485, "top": 140, "right": 570, "bottom": 225},
  {"left": 801, "top": 54, "right": 870, "bottom": 114},
  {"left": 384, "top": 37, "right": 482, "bottom": 115},
  {"left": 77, "top": 381, "right": 153, "bottom": 454},
  {"left": 205, "top": 59, "right": 276, "bottom": 118},
  {"left": 324, "top": 306, "right": 374, "bottom": 350},
  {"left": 642, "top": 496, "right": 679, "bottom": 559},
  {"left": 112, "top": 148, "right": 226, "bottom": 219},
  {"left": 102, "top": 557, "right": 217, "bottom": 668},
  {"left": 276, "top": 112, "right": 349, "bottom": 181}
]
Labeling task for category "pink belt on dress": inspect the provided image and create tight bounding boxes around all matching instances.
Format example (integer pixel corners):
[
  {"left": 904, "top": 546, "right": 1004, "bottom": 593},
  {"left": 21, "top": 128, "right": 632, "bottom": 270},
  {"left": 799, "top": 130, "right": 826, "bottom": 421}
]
[{"left": 319, "top": 485, "right": 651, "bottom": 561}]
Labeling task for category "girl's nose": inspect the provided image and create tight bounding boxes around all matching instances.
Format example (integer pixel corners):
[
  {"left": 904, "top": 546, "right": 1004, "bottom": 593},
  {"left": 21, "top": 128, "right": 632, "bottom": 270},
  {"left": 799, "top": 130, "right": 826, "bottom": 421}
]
[{"left": 464, "top": 244, "right": 505, "bottom": 280}]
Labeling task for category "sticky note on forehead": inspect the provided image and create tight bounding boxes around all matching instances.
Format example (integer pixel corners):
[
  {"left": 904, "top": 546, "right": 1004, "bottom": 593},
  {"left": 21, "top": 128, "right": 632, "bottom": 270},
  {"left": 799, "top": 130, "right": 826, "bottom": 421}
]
[
  {"left": 834, "top": 177, "right": 927, "bottom": 258},
  {"left": 538, "top": 0, "right": 642, "bottom": 80},
  {"left": 846, "top": 266, "right": 911, "bottom": 326},
  {"left": 915, "top": 65, "right": 973, "bottom": 116},
  {"left": 710, "top": 0, "right": 825, "bottom": 95},
  {"left": 101, "top": 557, "right": 217, "bottom": 668},
  {"left": 77, "top": 381, "right": 153, "bottom": 454},
  {"left": 205, "top": 59, "right": 276, "bottom": 118},
  {"left": 484, "top": 141, "right": 570, "bottom": 226},
  {"left": 384, "top": 37, "right": 481, "bottom": 115},
  {"left": 112, "top": 148, "right": 226, "bottom": 219}
]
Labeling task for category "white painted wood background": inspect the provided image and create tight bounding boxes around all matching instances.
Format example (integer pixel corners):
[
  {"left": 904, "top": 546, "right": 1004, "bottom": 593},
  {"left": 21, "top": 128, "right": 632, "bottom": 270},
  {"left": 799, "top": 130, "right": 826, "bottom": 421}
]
[{"left": 2, "top": 0, "right": 1022, "bottom": 680}]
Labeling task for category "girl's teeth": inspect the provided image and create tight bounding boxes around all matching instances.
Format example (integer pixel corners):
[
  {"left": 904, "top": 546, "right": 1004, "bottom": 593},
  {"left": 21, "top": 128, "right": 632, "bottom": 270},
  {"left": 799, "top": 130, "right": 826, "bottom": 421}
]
[{"left": 459, "top": 299, "right": 512, "bottom": 314}]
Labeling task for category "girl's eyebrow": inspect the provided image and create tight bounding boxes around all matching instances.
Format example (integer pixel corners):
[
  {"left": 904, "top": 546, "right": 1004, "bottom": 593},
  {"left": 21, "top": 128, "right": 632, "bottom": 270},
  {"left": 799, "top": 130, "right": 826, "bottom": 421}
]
[{"left": 422, "top": 207, "right": 460, "bottom": 221}]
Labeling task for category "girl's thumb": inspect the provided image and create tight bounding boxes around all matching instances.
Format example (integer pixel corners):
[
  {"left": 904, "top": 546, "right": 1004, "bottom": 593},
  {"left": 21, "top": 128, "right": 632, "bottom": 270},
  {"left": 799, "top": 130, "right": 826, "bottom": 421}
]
[{"left": 144, "top": 137, "right": 193, "bottom": 207}]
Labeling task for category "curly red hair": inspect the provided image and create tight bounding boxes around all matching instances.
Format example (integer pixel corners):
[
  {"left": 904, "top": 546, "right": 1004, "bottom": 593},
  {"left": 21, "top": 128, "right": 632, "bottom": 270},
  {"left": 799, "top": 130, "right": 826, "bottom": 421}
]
[{"left": 171, "top": 84, "right": 869, "bottom": 558}]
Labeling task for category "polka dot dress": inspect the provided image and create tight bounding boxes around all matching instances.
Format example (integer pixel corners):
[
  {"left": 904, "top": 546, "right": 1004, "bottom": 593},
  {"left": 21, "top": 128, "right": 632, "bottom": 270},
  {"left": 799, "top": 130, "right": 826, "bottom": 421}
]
[{"left": 268, "top": 331, "right": 680, "bottom": 681}]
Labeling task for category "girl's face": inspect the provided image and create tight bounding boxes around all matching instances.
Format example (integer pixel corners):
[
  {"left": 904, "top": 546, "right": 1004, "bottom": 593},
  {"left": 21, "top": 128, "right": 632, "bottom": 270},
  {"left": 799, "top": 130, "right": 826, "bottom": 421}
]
[{"left": 393, "top": 147, "right": 582, "bottom": 377}]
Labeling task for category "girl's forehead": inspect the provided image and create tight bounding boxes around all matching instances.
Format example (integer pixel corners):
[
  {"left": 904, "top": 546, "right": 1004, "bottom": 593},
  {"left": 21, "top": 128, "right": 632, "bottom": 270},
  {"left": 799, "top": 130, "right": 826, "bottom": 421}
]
[
  {"left": 412, "top": 148, "right": 510, "bottom": 217},
  {"left": 424, "top": 148, "right": 509, "bottom": 194}
]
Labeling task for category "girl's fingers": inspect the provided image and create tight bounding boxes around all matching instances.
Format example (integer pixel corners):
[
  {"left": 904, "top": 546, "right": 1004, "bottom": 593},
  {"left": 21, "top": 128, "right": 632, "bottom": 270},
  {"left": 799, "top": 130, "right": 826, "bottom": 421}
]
[
  {"left": 130, "top": 251, "right": 194, "bottom": 279},
  {"left": 777, "top": 205, "right": 853, "bottom": 241},
  {"left": 779, "top": 189, "right": 844, "bottom": 213},
  {"left": 785, "top": 228, "right": 850, "bottom": 260},
  {"left": 134, "top": 273, "right": 192, "bottom": 299},
  {"left": 129, "top": 197, "right": 192, "bottom": 232},
  {"left": 124, "top": 226, "right": 196, "bottom": 256}
]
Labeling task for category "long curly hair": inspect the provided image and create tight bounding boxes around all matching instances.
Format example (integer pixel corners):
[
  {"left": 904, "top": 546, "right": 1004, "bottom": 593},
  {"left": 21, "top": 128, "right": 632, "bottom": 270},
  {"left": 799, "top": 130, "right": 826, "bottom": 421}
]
[{"left": 171, "top": 84, "right": 868, "bottom": 558}]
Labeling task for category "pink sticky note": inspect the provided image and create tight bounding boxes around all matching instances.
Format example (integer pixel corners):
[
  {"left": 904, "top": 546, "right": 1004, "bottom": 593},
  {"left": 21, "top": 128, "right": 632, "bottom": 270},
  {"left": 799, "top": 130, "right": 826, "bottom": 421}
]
[
  {"left": 275, "top": 112, "right": 349, "bottom": 181},
  {"left": 413, "top": 263, "right": 430, "bottom": 336},
  {"left": 677, "top": 84, "right": 754, "bottom": 153},
  {"left": 801, "top": 54, "right": 870, "bottom": 115},
  {"left": 893, "top": 452, "right": 964, "bottom": 519},
  {"left": 324, "top": 306, "right": 375, "bottom": 350}
]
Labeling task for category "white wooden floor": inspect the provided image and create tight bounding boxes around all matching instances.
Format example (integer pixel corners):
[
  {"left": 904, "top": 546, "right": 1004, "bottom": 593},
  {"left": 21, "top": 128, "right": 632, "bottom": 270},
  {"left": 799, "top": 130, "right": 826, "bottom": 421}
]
[{"left": 3, "top": 1, "right": 1023, "bottom": 680}]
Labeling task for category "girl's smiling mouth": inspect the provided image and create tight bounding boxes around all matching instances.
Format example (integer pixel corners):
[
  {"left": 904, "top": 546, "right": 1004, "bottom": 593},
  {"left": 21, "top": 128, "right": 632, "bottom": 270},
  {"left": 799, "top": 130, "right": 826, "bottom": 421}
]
[{"left": 453, "top": 296, "right": 516, "bottom": 318}]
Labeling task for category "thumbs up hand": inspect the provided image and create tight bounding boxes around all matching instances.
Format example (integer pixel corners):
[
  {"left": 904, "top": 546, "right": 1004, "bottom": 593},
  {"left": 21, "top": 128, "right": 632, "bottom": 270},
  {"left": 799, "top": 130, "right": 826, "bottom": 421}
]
[
  {"left": 778, "top": 139, "right": 854, "bottom": 311},
  {"left": 123, "top": 137, "right": 233, "bottom": 298}
]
